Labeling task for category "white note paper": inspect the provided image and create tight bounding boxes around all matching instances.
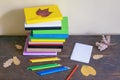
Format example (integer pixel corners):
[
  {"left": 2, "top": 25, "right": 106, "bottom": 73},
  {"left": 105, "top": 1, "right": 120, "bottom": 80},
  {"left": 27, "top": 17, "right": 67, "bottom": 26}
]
[{"left": 70, "top": 43, "right": 93, "bottom": 63}]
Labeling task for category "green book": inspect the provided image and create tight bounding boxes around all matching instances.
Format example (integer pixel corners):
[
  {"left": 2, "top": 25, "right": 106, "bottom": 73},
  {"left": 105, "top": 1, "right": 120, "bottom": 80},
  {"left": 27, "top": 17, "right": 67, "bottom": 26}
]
[
  {"left": 27, "top": 63, "right": 61, "bottom": 71},
  {"left": 32, "top": 16, "right": 68, "bottom": 34}
]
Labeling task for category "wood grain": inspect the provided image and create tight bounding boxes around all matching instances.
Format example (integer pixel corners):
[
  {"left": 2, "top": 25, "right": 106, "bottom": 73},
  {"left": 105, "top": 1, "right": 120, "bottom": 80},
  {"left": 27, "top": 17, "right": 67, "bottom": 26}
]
[{"left": 0, "top": 35, "right": 120, "bottom": 80}]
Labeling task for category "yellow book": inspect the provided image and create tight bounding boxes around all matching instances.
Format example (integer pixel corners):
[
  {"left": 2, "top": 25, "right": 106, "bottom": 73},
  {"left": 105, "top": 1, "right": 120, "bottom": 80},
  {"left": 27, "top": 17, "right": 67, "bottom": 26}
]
[
  {"left": 24, "top": 5, "right": 63, "bottom": 24},
  {"left": 30, "top": 39, "right": 65, "bottom": 42},
  {"left": 29, "top": 57, "right": 61, "bottom": 63}
]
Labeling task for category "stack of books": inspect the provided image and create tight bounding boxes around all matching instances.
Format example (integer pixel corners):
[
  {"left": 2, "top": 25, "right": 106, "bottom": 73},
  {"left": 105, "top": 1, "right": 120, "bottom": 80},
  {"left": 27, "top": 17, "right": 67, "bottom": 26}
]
[{"left": 23, "top": 5, "right": 69, "bottom": 56}]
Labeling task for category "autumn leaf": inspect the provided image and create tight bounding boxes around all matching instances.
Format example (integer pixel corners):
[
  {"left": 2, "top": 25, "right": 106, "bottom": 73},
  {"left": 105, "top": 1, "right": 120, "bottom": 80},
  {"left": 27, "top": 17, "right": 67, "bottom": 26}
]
[
  {"left": 93, "top": 54, "right": 104, "bottom": 60},
  {"left": 81, "top": 65, "right": 96, "bottom": 77},
  {"left": 15, "top": 44, "right": 22, "bottom": 50},
  {"left": 36, "top": 8, "right": 52, "bottom": 17},
  {"left": 3, "top": 58, "right": 13, "bottom": 68},
  {"left": 13, "top": 56, "right": 20, "bottom": 65}
]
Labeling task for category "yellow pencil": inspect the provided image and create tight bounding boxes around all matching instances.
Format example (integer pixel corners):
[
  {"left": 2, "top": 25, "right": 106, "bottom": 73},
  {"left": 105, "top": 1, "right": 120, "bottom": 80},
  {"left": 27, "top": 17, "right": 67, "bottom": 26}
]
[
  {"left": 29, "top": 57, "right": 61, "bottom": 63},
  {"left": 31, "top": 39, "right": 65, "bottom": 42}
]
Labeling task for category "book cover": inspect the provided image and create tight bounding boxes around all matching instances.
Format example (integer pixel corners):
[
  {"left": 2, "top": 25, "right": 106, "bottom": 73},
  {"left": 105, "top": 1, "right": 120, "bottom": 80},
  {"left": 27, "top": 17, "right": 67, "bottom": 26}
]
[
  {"left": 32, "top": 16, "right": 68, "bottom": 34},
  {"left": 24, "top": 5, "right": 62, "bottom": 24},
  {"left": 25, "top": 20, "right": 62, "bottom": 30}
]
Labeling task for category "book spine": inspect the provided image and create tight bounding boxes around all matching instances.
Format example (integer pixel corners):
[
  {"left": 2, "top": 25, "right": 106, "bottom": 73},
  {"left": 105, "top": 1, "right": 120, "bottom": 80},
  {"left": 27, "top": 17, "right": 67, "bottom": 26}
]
[{"left": 23, "top": 52, "right": 57, "bottom": 56}]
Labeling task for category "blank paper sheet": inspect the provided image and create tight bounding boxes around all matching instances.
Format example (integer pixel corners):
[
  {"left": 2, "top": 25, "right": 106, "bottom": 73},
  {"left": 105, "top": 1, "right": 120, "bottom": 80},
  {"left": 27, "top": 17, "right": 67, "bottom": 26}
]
[{"left": 70, "top": 43, "right": 93, "bottom": 63}]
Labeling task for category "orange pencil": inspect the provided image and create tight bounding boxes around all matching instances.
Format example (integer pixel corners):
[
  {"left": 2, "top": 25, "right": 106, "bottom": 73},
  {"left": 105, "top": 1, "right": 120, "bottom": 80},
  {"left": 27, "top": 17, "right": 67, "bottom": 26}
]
[{"left": 66, "top": 64, "right": 79, "bottom": 80}]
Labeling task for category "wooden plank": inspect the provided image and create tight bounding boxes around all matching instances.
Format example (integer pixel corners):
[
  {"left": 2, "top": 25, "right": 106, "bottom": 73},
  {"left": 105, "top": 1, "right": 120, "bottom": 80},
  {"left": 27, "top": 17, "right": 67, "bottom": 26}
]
[{"left": 0, "top": 35, "right": 120, "bottom": 80}]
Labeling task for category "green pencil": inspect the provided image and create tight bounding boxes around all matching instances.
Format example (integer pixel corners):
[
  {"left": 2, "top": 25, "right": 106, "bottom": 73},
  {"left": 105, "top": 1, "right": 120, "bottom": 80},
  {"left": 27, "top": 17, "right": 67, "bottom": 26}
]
[{"left": 27, "top": 63, "right": 61, "bottom": 71}]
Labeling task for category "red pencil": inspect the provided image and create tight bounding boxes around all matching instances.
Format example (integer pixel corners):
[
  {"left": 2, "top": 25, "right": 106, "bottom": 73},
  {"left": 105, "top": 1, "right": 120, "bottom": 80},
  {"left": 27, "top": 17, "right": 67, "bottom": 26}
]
[{"left": 66, "top": 64, "right": 79, "bottom": 80}]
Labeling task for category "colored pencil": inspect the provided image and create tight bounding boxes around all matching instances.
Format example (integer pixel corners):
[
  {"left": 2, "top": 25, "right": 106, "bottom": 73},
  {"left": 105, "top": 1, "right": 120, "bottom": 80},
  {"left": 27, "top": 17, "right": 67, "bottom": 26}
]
[
  {"left": 36, "top": 66, "right": 70, "bottom": 76},
  {"left": 29, "top": 57, "right": 61, "bottom": 63},
  {"left": 66, "top": 64, "right": 79, "bottom": 80},
  {"left": 27, "top": 63, "right": 61, "bottom": 71}
]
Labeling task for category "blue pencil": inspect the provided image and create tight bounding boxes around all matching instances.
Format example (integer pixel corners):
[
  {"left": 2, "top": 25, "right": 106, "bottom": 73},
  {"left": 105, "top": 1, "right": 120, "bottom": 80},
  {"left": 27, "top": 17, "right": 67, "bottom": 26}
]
[{"left": 36, "top": 66, "right": 70, "bottom": 76}]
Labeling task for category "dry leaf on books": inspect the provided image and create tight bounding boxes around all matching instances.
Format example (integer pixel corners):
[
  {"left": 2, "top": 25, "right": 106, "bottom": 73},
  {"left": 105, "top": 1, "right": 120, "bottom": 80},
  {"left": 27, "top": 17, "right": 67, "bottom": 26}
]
[
  {"left": 3, "top": 58, "right": 13, "bottom": 68},
  {"left": 81, "top": 65, "right": 96, "bottom": 77}
]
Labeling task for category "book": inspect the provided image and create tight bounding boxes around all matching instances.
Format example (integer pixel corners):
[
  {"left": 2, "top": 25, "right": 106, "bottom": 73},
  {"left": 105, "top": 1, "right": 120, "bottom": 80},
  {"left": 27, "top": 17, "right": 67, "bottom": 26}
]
[
  {"left": 23, "top": 52, "right": 57, "bottom": 56},
  {"left": 27, "top": 38, "right": 62, "bottom": 52},
  {"left": 23, "top": 33, "right": 57, "bottom": 56},
  {"left": 26, "top": 48, "right": 62, "bottom": 52},
  {"left": 31, "top": 34, "right": 69, "bottom": 39},
  {"left": 30, "top": 38, "right": 66, "bottom": 42},
  {"left": 28, "top": 41, "right": 64, "bottom": 45},
  {"left": 30, "top": 38, "right": 66, "bottom": 41},
  {"left": 30, "top": 34, "right": 67, "bottom": 39},
  {"left": 31, "top": 17, "right": 69, "bottom": 38},
  {"left": 28, "top": 44, "right": 63, "bottom": 48},
  {"left": 25, "top": 20, "right": 62, "bottom": 30},
  {"left": 28, "top": 44, "right": 63, "bottom": 46},
  {"left": 24, "top": 5, "right": 62, "bottom": 24},
  {"left": 32, "top": 16, "right": 68, "bottom": 34},
  {"left": 25, "top": 26, "right": 61, "bottom": 30}
]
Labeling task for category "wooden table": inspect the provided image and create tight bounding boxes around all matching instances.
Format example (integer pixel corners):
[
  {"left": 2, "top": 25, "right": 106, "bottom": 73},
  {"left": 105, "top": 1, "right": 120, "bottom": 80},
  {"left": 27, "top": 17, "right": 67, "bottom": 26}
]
[{"left": 0, "top": 35, "right": 120, "bottom": 80}]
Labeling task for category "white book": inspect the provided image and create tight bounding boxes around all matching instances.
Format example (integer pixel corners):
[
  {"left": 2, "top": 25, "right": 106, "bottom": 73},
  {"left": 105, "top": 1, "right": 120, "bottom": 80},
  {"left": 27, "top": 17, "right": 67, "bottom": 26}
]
[
  {"left": 25, "top": 20, "right": 62, "bottom": 27},
  {"left": 70, "top": 43, "right": 93, "bottom": 63}
]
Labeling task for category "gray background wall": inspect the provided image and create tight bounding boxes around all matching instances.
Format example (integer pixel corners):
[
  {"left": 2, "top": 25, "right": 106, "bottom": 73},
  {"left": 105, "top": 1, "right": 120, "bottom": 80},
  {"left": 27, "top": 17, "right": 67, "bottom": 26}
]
[{"left": 0, "top": 0, "right": 120, "bottom": 35}]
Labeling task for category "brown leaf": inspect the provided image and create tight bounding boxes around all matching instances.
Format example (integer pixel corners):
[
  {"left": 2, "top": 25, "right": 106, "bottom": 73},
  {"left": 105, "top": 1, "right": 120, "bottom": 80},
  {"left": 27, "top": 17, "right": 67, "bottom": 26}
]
[
  {"left": 15, "top": 44, "right": 22, "bottom": 50},
  {"left": 36, "top": 8, "right": 52, "bottom": 17},
  {"left": 81, "top": 65, "right": 96, "bottom": 77},
  {"left": 13, "top": 56, "right": 20, "bottom": 65},
  {"left": 3, "top": 58, "right": 13, "bottom": 68},
  {"left": 93, "top": 54, "right": 104, "bottom": 60}
]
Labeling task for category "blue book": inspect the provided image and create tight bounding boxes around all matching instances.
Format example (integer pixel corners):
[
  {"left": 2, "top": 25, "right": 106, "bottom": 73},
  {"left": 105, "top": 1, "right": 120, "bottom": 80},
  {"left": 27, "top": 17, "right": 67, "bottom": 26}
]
[
  {"left": 36, "top": 66, "right": 70, "bottom": 76},
  {"left": 31, "top": 34, "right": 69, "bottom": 39}
]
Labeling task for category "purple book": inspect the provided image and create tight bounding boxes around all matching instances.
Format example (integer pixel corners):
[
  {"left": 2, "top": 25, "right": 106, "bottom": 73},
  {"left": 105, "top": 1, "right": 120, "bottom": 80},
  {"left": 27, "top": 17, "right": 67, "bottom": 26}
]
[
  {"left": 23, "top": 33, "right": 57, "bottom": 56},
  {"left": 23, "top": 52, "right": 57, "bottom": 55}
]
